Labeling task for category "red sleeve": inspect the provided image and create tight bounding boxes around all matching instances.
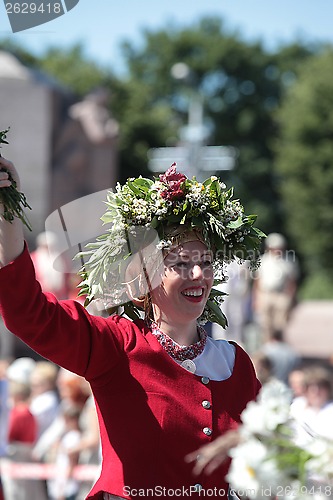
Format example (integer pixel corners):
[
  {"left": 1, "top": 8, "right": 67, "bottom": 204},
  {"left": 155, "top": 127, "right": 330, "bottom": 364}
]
[{"left": 0, "top": 244, "right": 126, "bottom": 381}]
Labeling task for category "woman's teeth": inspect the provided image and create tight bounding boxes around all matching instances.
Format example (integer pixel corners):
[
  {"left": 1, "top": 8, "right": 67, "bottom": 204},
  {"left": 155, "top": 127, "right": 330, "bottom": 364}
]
[{"left": 182, "top": 289, "right": 203, "bottom": 297}]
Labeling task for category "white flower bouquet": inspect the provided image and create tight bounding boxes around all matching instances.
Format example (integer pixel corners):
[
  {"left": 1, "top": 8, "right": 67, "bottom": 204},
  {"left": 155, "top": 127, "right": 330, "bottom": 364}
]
[{"left": 227, "top": 382, "right": 333, "bottom": 500}]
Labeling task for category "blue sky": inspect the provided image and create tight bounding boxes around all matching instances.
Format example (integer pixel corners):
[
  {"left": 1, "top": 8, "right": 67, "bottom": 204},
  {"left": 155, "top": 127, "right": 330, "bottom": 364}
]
[{"left": 0, "top": 0, "right": 333, "bottom": 73}]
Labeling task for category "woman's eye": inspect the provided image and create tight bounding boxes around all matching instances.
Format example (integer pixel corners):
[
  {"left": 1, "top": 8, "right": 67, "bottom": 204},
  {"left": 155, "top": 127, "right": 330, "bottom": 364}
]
[{"left": 202, "top": 260, "right": 213, "bottom": 267}]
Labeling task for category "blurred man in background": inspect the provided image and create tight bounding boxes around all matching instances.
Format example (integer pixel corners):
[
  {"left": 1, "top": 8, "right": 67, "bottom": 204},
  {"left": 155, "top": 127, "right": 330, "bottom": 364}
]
[{"left": 252, "top": 232, "right": 299, "bottom": 343}]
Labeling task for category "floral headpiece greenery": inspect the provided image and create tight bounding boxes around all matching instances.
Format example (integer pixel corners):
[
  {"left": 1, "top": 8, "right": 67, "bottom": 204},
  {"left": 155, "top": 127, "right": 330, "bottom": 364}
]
[{"left": 78, "top": 164, "right": 264, "bottom": 327}]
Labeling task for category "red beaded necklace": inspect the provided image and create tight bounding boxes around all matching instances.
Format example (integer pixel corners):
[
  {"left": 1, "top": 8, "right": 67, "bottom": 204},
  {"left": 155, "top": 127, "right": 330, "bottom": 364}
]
[{"left": 150, "top": 322, "right": 207, "bottom": 361}]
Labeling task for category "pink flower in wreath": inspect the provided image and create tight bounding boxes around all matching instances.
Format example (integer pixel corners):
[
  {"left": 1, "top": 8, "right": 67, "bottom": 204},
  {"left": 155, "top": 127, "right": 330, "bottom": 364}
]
[{"left": 160, "top": 163, "right": 187, "bottom": 200}]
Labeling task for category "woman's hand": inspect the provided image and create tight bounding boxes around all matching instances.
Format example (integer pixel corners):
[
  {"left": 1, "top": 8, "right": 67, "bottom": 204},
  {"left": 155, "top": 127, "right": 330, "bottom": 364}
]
[
  {"left": 185, "top": 429, "right": 241, "bottom": 476},
  {"left": 0, "top": 156, "right": 25, "bottom": 267},
  {"left": 0, "top": 156, "right": 20, "bottom": 190},
  {"left": 0, "top": 155, "right": 31, "bottom": 231},
  {"left": 0, "top": 156, "right": 21, "bottom": 220}
]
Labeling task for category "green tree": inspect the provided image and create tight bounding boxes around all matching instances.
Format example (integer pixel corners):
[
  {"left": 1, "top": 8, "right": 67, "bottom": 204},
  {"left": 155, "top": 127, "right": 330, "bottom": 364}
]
[
  {"left": 275, "top": 48, "right": 333, "bottom": 298},
  {"left": 116, "top": 18, "right": 315, "bottom": 228},
  {"left": 39, "top": 44, "right": 111, "bottom": 97}
]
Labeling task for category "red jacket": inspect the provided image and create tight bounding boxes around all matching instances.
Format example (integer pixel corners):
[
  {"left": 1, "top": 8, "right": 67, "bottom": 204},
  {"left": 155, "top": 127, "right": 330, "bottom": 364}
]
[{"left": 0, "top": 246, "right": 260, "bottom": 499}]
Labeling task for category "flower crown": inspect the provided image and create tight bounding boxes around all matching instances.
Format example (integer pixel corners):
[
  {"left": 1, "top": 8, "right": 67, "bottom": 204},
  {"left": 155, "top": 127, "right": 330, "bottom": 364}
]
[{"left": 77, "top": 164, "right": 265, "bottom": 327}]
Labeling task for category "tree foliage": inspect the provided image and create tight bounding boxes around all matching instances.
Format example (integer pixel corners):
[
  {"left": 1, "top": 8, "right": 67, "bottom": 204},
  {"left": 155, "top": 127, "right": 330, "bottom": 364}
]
[
  {"left": 275, "top": 49, "right": 333, "bottom": 297},
  {"left": 115, "top": 18, "right": 315, "bottom": 229},
  {"left": 39, "top": 44, "right": 112, "bottom": 97}
]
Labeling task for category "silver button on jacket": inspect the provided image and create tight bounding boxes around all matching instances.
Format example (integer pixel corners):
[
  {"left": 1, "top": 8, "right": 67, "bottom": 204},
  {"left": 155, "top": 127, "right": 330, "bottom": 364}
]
[{"left": 201, "top": 376, "right": 210, "bottom": 385}]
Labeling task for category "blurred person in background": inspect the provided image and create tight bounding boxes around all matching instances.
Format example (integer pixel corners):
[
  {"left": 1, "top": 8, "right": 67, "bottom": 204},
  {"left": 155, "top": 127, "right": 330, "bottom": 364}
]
[
  {"left": 288, "top": 367, "right": 306, "bottom": 399},
  {"left": 57, "top": 368, "right": 101, "bottom": 498},
  {"left": 6, "top": 357, "right": 36, "bottom": 385},
  {"left": 30, "top": 361, "right": 60, "bottom": 438},
  {"left": 211, "top": 260, "right": 252, "bottom": 346},
  {"left": 56, "top": 367, "right": 90, "bottom": 409},
  {"left": 250, "top": 351, "right": 288, "bottom": 392},
  {"left": 33, "top": 368, "right": 100, "bottom": 496},
  {"left": 252, "top": 232, "right": 299, "bottom": 343},
  {"left": 261, "top": 328, "right": 301, "bottom": 386},
  {"left": 7, "top": 380, "right": 36, "bottom": 445},
  {"left": 3, "top": 363, "right": 48, "bottom": 500},
  {"left": 3, "top": 380, "right": 38, "bottom": 500},
  {"left": 47, "top": 403, "right": 82, "bottom": 500},
  {"left": 68, "top": 390, "right": 101, "bottom": 499},
  {"left": 32, "top": 367, "right": 89, "bottom": 462},
  {"left": 290, "top": 365, "right": 333, "bottom": 445},
  {"left": 34, "top": 368, "right": 90, "bottom": 461}
]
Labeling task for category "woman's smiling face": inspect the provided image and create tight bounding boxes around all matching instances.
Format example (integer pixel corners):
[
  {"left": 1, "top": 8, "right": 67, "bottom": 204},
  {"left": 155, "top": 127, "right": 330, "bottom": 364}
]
[{"left": 151, "top": 239, "right": 214, "bottom": 326}]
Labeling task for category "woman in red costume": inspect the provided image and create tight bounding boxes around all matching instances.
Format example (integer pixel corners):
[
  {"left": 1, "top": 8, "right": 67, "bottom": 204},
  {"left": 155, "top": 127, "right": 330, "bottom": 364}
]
[{"left": 0, "top": 157, "right": 263, "bottom": 499}]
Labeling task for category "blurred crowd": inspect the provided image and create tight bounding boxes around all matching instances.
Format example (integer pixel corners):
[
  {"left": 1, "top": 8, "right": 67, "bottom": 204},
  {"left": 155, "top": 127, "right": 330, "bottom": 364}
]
[
  {"left": 0, "top": 357, "right": 101, "bottom": 500},
  {"left": 1, "top": 230, "right": 333, "bottom": 499}
]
